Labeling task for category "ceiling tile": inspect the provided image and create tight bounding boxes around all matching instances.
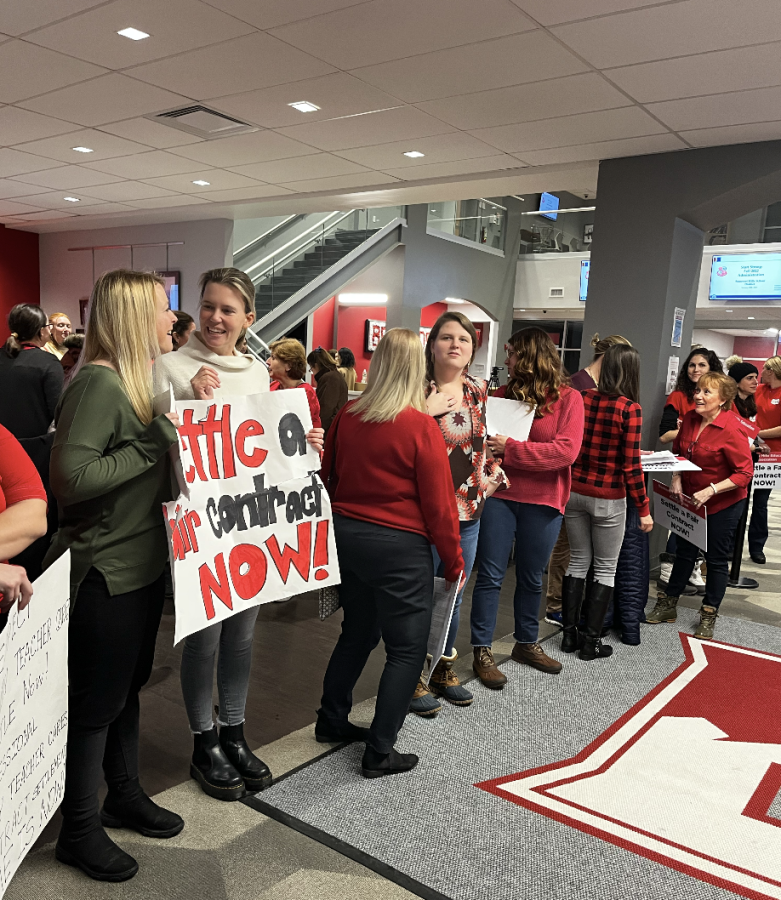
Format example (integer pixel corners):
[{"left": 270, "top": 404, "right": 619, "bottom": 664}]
[
  {"left": 127, "top": 32, "right": 335, "bottom": 100},
  {"left": 0, "top": 199, "right": 48, "bottom": 216},
  {"left": 19, "top": 74, "right": 192, "bottom": 127},
  {"left": 381, "top": 154, "right": 523, "bottom": 180},
  {"left": 472, "top": 106, "right": 666, "bottom": 153},
  {"left": 190, "top": 184, "right": 294, "bottom": 202},
  {"left": 0, "top": 180, "right": 52, "bottom": 199},
  {"left": 351, "top": 31, "right": 588, "bottom": 104},
  {"left": 166, "top": 131, "right": 318, "bottom": 167},
  {"left": 12, "top": 128, "right": 153, "bottom": 163},
  {"left": 99, "top": 117, "right": 204, "bottom": 149},
  {"left": 10, "top": 165, "right": 125, "bottom": 189},
  {"left": 606, "top": 42, "right": 781, "bottom": 103},
  {"left": 269, "top": 0, "right": 537, "bottom": 69},
  {"left": 211, "top": 73, "right": 404, "bottom": 129},
  {"left": 279, "top": 172, "right": 400, "bottom": 193},
  {"left": 334, "top": 132, "right": 509, "bottom": 169},
  {"left": 275, "top": 106, "right": 455, "bottom": 152},
  {"left": 199, "top": 0, "right": 367, "bottom": 30},
  {"left": 416, "top": 73, "right": 631, "bottom": 131},
  {"left": 27, "top": 0, "right": 254, "bottom": 69},
  {"left": 0, "top": 107, "right": 77, "bottom": 145},
  {"left": 123, "top": 194, "right": 211, "bottom": 209},
  {"left": 141, "top": 169, "right": 266, "bottom": 193},
  {"left": 229, "top": 153, "right": 371, "bottom": 183},
  {"left": 0, "top": 148, "right": 65, "bottom": 177},
  {"left": 9, "top": 190, "right": 108, "bottom": 208},
  {"left": 647, "top": 85, "right": 781, "bottom": 132},
  {"left": 551, "top": 0, "right": 781, "bottom": 69},
  {"left": 0, "top": 0, "right": 106, "bottom": 36},
  {"left": 680, "top": 121, "right": 781, "bottom": 148},
  {"left": 5, "top": 210, "right": 76, "bottom": 221},
  {"left": 507, "top": 0, "right": 670, "bottom": 27},
  {"left": 516, "top": 133, "right": 687, "bottom": 165},
  {"left": 83, "top": 150, "right": 206, "bottom": 179},
  {"left": 72, "top": 202, "right": 136, "bottom": 214},
  {"left": 0, "top": 41, "right": 106, "bottom": 103},
  {"left": 78, "top": 181, "right": 180, "bottom": 201}
]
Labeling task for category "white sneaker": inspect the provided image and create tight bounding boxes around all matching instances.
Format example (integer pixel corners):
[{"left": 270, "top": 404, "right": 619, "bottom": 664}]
[{"left": 688, "top": 558, "right": 706, "bottom": 594}]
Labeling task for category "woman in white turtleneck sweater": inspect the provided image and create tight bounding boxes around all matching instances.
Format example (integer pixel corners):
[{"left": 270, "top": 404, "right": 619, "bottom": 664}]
[{"left": 153, "top": 268, "right": 322, "bottom": 804}]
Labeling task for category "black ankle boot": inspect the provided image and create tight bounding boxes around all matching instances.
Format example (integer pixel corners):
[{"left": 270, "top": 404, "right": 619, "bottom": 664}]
[
  {"left": 56, "top": 827, "right": 138, "bottom": 882},
  {"left": 560, "top": 575, "right": 586, "bottom": 653},
  {"left": 578, "top": 581, "right": 614, "bottom": 661},
  {"left": 101, "top": 780, "right": 184, "bottom": 838},
  {"left": 191, "top": 727, "right": 245, "bottom": 801},
  {"left": 315, "top": 712, "right": 371, "bottom": 744},
  {"left": 361, "top": 747, "right": 419, "bottom": 779},
  {"left": 219, "top": 723, "right": 272, "bottom": 792}
]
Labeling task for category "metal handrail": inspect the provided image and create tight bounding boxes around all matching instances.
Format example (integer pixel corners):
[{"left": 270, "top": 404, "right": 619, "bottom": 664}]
[
  {"left": 248, "top": 210, "right": 356, "bottom": 283},
  {"left": 233, "top": 214, "right": 303, "bottom": 258}
]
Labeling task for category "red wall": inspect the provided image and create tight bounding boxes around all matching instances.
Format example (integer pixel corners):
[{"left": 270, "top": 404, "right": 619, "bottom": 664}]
[
  {"left": 0, "top": 226, "right": 40, "bottom": 339},
  {"left": 420, "top": 302, "right": 449, "bottom": 327},
  {"left": 310, "top": 295, "right": 335, "bottom": 353},
  {"left": 732, "top": 335, "right": 779, "bottom": 364}
]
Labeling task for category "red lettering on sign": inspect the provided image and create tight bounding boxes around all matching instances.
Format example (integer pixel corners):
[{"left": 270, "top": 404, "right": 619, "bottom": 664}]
[
  {"left": 235, "top": 419, "right": 267, "bottom": 468},
  {"left": 228, "top": 544, "right": 268, "bottom": 600},
  {"left": 221, "top": 404, "right": 235, "bottom": 478},
  {"left": 185, "top": 511, "right": 201, "bottom": 553},
  {"left": 179, "top": 409, "right": 207, "bottom": 483},
  {"left": 169, "top": 519, "right": 186, "bottom": 561},
  {"left": 198, "top": 553, "right": 234, "bottom": 620},
  {"left": 202, "top": 404, "right": 226, "bottom": 480},
  {"left": 313, "top": 520, "right": 329, "bottom": 581},
  {"left": 266, "top": 522, "right": 311, "bottom": 583}
]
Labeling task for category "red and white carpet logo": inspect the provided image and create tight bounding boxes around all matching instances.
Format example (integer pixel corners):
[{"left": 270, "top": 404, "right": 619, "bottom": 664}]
[{"left": 478, "top": 636, "right": 781, "bottom": 900}]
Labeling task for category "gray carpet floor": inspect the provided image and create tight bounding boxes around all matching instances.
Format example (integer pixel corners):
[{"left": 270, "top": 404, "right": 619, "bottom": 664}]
[{"left": 250, "top": 608, "right": 781, "bottom": 900}]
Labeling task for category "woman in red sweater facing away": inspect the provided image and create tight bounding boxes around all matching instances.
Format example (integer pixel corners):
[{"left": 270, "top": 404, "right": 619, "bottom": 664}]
[
  {"left": 470, "top": 328, "right": 584, "bottom": 687},
  {"left": 562, "top": 344, "right": 653, "bottom": 660},
  {"left": 318, "top": 328, "right": 463, "bottom": 779},
  {"left": 648, "top": 372, "right": 753, "bottom": 640}
]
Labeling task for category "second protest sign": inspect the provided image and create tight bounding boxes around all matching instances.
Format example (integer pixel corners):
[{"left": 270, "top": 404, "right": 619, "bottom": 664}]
[{"left": 652, "top": 480, "right": 707, "bottom": 551}]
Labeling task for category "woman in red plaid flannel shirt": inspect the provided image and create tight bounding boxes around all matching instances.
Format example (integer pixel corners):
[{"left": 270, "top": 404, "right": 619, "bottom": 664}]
[{"left": 561, "top": 344, "right": 654, "bottom": 661}]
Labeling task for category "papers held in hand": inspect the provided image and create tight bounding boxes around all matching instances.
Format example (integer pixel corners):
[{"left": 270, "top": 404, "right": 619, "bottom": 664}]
[
  {"left": 485, "top": 398, "right": 535, "bottom": 442},
  {"left": 641, "top": 450, "right": 701, "bottom": 472},
  {"left": 423, "top": 573, "right": 463, "bottom": 684}
]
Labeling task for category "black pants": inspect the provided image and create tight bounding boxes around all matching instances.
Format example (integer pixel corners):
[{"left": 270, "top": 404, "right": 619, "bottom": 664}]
[
  {"left": 667, "top": 500, "right": 745, "bottom": 610},
  {"left": 748, "top": 487, "right": 771, "bottom": 555},
  {"left": 319, "top": 515, "right": 434, "bottom": 755},
  {"left": 61, "top": 568, "right": 165, "bottom": 838}
]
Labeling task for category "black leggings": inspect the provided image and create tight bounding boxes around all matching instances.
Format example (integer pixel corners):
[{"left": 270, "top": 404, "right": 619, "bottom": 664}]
[{"left": 61, "top": 568, "right": 164, "bottom": 838}]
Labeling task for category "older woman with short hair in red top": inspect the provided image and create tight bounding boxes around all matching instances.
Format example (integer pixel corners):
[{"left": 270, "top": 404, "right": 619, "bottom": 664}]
[
  {"left": 748, "top": 355, "right": 781, "bottom": 563},
  {"left": 562, "top": 344, "right": 653, "bottom": 661},
  {"left": 470, "top": 328, "right": 584, "bottom": 686},
  {"left": 318, "top": 328, "right": 463, "bottom": 779},
  {"left": 648, "top": 372, "right": 753, "bottom": 640}
]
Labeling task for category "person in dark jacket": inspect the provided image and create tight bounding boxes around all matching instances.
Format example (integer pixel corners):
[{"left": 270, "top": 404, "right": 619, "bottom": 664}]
[
  {"left": 308, "top": 347, "right": 348, "bottom": 435},
  {"left": 0, "top": 303, "right": 64, "bottom": 578}
]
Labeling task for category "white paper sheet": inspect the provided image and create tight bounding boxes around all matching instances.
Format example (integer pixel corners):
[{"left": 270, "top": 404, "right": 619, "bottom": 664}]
[
  {"left": 486, "top": 397, "right": 535, "bottom": 442},
  {"left": 423, "top": 573, "right": 463, "bottom": 684}
]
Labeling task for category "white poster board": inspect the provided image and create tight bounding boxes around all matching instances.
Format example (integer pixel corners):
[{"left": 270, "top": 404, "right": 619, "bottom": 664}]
[
  {"left": 422, "top": 574, "right": 463, "bottom": 685},
  {"left": 752, "top": 451, "right": 781, "bottom": 490},
  {"left": 164, "top": 391, "right": 340, "bottom": 645},
  {"left": 486, "top": 397, "right": 535, "bottom": 442},
  {"left": 653, "top": 480, "right": 707, "bottom": 551},
  {"left": 0, "top": 553, "right": 69, "bottom": 896}
]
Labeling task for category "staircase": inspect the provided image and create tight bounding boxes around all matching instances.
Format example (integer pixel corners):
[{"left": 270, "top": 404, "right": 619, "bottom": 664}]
[{"left": 254, "top": 228, "right": 379, "bottom": 318}]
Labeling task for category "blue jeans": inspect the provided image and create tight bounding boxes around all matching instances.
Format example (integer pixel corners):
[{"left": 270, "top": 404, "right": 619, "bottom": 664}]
[
  {"left": 432, "top": 519, "right": 480, "bottom": 656},
  {"left": 470, "top": 498, "right": 563, "bottom": 646}
]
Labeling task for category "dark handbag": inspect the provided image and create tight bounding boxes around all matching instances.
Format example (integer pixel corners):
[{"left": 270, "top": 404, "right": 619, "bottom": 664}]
[{"left": 318, "top": 411, "right": 342, "bottom": 620}]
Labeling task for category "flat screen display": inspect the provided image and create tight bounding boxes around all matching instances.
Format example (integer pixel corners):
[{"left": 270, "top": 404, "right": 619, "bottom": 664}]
[
  {"left": 580, "top": 259, "right": 590, "bottom": 302},
  {"left": 709, "top": 253, "right": 781, "bottom": 301},
  {"left": 539, "top": 192, "right": 560, "bottom": 221}
]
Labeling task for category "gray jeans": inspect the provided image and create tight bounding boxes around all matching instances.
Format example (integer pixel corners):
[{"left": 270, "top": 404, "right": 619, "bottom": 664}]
[
  {"left": 180, "top": 606, "right": 260, "bottom": 733},
  {"left": 564, "top": 492, "right": 627, "bottom": 587}
]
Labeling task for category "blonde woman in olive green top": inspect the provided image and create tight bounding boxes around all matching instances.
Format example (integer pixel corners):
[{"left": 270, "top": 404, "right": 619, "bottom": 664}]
[{"left": 45, "top": 270, "right": 183, "bottom": 884}]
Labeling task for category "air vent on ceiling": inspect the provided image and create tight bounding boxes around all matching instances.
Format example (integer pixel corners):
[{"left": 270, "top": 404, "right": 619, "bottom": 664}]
[
  {"left": 549, "top": 287, "right": 564, "bottom": 298},
  {"left": 148, "top": 105, "right": 258, "bottom": 140}
]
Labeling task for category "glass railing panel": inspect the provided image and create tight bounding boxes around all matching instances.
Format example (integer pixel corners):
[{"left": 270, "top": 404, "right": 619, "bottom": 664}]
[{"left": 427, "top": 198, "right": 505, "bottom": 250}]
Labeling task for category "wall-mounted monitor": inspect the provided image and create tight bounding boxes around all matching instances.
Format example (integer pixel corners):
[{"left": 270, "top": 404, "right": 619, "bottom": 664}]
[
  {"left": 709, "top": 253, "right": 781, "bottom": 301},
  {"left": 158, "top": 270, "right": 180, "bottom": 311},
  {"left": 539, "top": 192, "right": 560, "bottom": 221},
  {"left": 580, "top": 259, "right": 590, "bottom": 302}
]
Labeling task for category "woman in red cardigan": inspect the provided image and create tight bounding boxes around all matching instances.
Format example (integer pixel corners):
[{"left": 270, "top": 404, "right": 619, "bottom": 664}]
[
  {"left": 562, "top": 344, "right": 653, "bottom": 661},
  {"left": 648, "top": 372, "right": 753, "bottom": 640},
  {"left": 470, "top": 328, "right": 584, "bottom": 687},
  {"left": 317, "top": 328, "right": 463, "bottom": 779}
]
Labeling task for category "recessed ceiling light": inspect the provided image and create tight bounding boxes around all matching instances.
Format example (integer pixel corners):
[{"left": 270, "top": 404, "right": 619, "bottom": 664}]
[
  {"left": 63, "top": 197, "right": 80, "bottom": 202},
  {"left": 72, "top": 146, "right": 93, "bottom": 153},
  {"left": 519, "top": 308, "right": 526, "bottom": 311},
  {"left": 725, "top": 309, "right": 733, "bottom": 312},
  {"left": 748, "top": 316, "right": 755, "bottom": 320},
  {"left": 288, "top": 101, "right": 320, "bottom": 113},
  {"left": 117, "top": 27, "right": 150, "bottom": 40},
  {"left": 445, "top": 297, "right": 465, "bottom": 304},
  {"left": 192, "top": 180, "right": 210, "bottom": 186},
  {"left": 404, "top": 150, "right": 425, "bottom": 158},
  {"left": 338, "top": 293, "right": 387, "bottom": 305}
]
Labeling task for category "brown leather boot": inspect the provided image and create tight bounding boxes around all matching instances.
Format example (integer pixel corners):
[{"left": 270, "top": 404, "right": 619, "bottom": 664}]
[
  {"left": 511, "top": 641, "right": 563, "bottom": 674},
  {"left": 472, "top": 646, "right": 507, "bottom": 689}
]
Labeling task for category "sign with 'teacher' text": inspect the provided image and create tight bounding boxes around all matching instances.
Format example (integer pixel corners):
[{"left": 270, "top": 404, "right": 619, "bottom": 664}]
[
  {"left": 164, "top": 392, "right": 339, "bottom": 645},
  {"left": 653, "top": 480, "right": 707, "bottom": 551}
]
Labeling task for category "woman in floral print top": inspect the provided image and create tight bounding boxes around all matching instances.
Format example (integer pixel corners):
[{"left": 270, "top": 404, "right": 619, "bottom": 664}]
[{"left": 410, "top": 312, "right": 507, "bottom": 716}]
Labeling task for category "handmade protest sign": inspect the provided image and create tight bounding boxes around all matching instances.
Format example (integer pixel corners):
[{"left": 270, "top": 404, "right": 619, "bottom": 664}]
[
  {"left": 164, "top": 391, "right": 339, "bottom": 645},
  {"left": 752, "top": 451, "right": 781, "bottom": 490},
  {"left": 653, "top": 480, "right": 707, "bottom": 551},
  {"left": 0, "top": 553, "right": 69, "bottom": 897}
]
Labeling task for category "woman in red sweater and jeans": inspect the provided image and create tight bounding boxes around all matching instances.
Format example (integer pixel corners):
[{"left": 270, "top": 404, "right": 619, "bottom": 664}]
[
  {"left": 470, "top": 328, "right": 584, "bottom": 686},
  {"left": 562, "top": 344, "right": 654, "bottom": 660},
  {"left": 318, "top": 328, "right": 463, "bottom": 778}
]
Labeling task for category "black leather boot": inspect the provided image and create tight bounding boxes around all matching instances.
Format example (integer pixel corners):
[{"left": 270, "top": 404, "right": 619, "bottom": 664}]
[
  {"left": 101, "top": 779, "right": 184, "bottom": 838},
  {"left": 219, "top": 723, "right": 273, "bottom": 792},
  {"left": 56, "top": 827, "right": 138, "bottom": 882},
  {"left": 361, "top": 747, "right": 419, "bottom": 779},
  {"left": 560, "top": 575, "right": 586, "bottom": 653},
  {"left": 578, "top": 581, "right": 614, "bottom": 661},
  {"left": 191, "top": 727, "right": 245, "bottom": 801}
]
